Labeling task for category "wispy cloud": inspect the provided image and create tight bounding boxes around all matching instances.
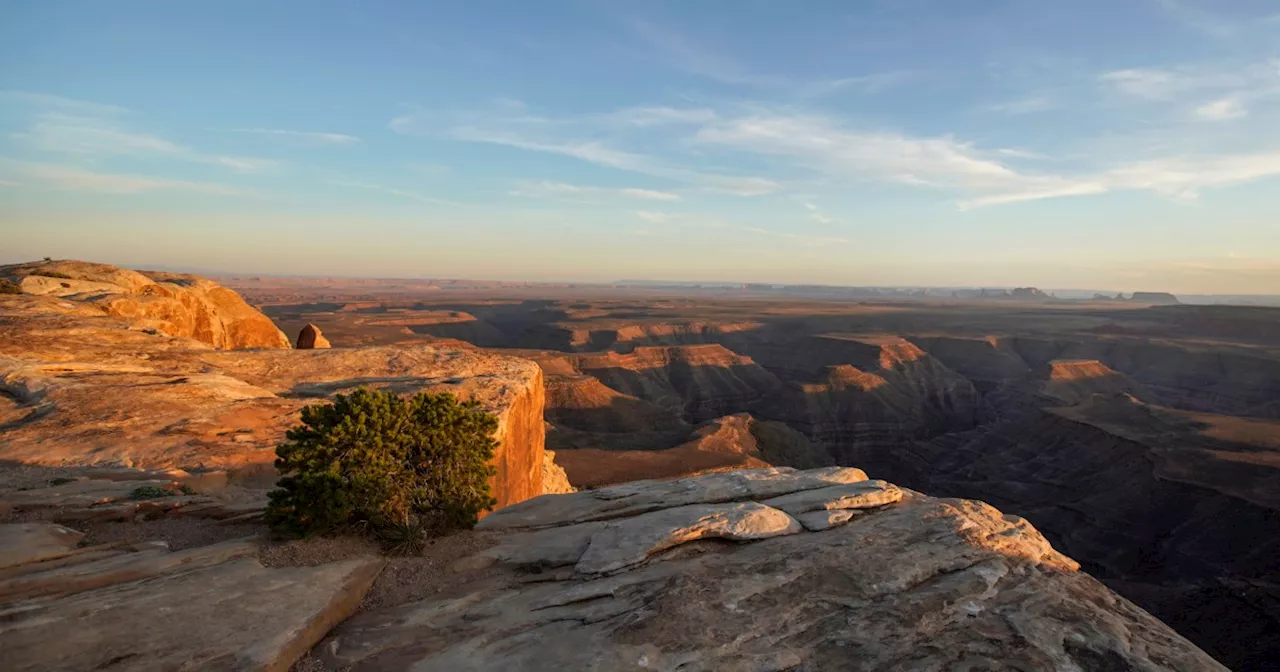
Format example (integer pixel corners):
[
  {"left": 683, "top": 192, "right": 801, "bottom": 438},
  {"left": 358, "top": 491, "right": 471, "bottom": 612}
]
[
  {"left": 0, "top": 90, "right": 128, "bottom": 116},
  {"left": 801, "top": 201, "right": 835, "bottom": 224},
  {"left": 604, "top": 106, "right": 717, "bottom": 127},
  {"left": 18, "top": 112, "right": 277, "bottom": 173},
  {"left": 628, "top": 18, "right": 914, "bottom": 99},
  {"left": 230, "top": 128, "right": 360, "bottom": 145},
  {"left": 391, "top": 103, "right": 779, "bottom": 196},
  {"left": 0, "top": 179, "right": 21, "bottom": 187},
  {"left": 1099, "top": 59, "right": 1280, "bottom": 121},
  {"left": 327, "top": 180, "right": 462, "bottom": 206},
  {"left": 635, "top": 210, "right": 671, "bottom": 223},
  {"left": 1195, "top": 97, "right": 1248, "bottom": 121},
  {"left": 510, "top": 180, "right": 680, "bottom": 201},
  {"left": 694, "top": 114, "right": 1018, "bottom": 190},
  {"left": 960, "top": 150, "right": 1280, "bottom": 208},
  {"left": 988, "top": 95, "right": 1055, "bottom": 115},
  {"left": 632, "top": 210, "right": 850, "bottom": 246},
  {"left": 3, "top": 161, "right": 244, "bottom": 195}
]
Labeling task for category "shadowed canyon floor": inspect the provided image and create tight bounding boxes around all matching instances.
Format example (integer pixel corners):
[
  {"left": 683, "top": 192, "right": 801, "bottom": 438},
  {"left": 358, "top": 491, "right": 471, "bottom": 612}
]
[{"left": 238, "top": 281, "right": 1280, "bottom": 671}]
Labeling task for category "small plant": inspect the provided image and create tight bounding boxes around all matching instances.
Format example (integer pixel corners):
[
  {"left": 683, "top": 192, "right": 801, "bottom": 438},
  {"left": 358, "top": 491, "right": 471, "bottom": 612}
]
[
  {"left": 265, "top": 387, "right": 498, "bottom": 544},
  {"left": 178, "top": 484, "right": 197, "bottom": 496},
  {"left": 130, "top": 485, "right": 178, "bottom": 500},
  {"left": 0, "top": 279, "right": 21, "bottom": 295}
]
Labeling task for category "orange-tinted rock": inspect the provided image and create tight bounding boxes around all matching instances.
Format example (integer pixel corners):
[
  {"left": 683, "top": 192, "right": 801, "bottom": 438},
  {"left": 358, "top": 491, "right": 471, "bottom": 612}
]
[
  {"left": 1, "top": 260, "right": 289, "bottom": 350},
  {"left": 0, "top": 268, "right": 547, "bottom": 513},
  {"left": 295, "top": 324, "right": 331, "bottom": 349}
]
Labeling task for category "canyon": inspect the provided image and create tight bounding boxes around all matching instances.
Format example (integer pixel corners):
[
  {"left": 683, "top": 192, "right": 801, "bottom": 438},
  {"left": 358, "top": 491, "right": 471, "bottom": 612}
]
[
  {"left": 0, "top": 261, "right": 1273, "bottom": 670},
  {"left": 245, "top": 279, "right": 1280, "bottom": 670}
]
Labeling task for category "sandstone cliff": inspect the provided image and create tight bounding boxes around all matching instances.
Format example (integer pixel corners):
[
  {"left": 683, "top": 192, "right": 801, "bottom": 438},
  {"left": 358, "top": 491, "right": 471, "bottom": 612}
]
[
  {"left": 0, "top": 265, "right": 548, "bottom": 508},
  {"left": 1, "top": 260, "right": 290, "bottom": 350}
]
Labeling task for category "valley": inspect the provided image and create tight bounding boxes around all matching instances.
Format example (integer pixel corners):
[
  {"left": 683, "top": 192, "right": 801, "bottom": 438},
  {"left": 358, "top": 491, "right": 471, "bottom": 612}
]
[{"left": 237, "top": 280, "right": 1280, "bottom": 670}]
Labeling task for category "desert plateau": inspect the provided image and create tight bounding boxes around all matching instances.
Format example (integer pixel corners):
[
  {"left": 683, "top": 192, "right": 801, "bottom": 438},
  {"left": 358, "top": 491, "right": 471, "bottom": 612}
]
[
  {"left": 0, "top": 260, "right": 1273, "bottom": 670},
  {"left": 6, "top": 1, "right": 1280, "bottom": 669}
]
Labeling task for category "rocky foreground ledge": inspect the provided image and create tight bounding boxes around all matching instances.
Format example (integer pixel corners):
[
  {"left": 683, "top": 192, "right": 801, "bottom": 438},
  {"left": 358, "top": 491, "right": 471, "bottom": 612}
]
[
  {"left": 316, "top": 467, "right": 1222, "bottom": 671},
  {"left": 0, "top": 467, "right": 1224, "bottom": 671}
]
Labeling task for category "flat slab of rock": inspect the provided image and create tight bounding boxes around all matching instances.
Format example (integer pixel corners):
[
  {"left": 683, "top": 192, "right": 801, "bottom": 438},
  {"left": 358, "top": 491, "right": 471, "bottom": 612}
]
[
  {"left": 1, "top": 479, "right": 182, "bottom": 511},
  {"left": 319, "top": 494, "right": 1224, "bottom": 671},
  {"left": 0, "top": 524, "right": 85, "bottom": 569},
  {"left": 758, "top": 479, "right": 902, "bottom": 516},
  {"left": 576, "top": 502, "right": 802, "bottom": 574},
  {"left": 478, "top": 466, "right": 867, "bottom": 530},
  {"left": 795, "top": 509, "right": 857, "bottom": 531},
  {"left": 0, "top": 537, "right": 257, "bottom": 602},
  {"left": 0, "top": 554, "right": 384, "bottom": 672}
]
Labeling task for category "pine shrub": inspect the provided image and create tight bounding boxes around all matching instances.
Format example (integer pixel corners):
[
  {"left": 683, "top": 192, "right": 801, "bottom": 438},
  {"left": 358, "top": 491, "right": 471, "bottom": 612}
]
[{"left": 265, "top": 387, "right": 498, "bottom": 541}]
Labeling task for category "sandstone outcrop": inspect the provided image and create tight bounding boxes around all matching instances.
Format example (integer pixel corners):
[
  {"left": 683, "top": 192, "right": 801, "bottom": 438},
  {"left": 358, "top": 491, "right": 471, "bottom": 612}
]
[
  {"left": 2, "top": 260, "right": 290, "bottom": 350},
  {"left": 0, "top": 264, "right": 549, "bottom": 508},
  {"left": 552, "top": 413, "right": 832, "bottom": 489},
  {"left": 0, "top": 528, "right": 384, "bottom": 672},
  {"left": 295, "top": 323, "right": 332, "bottom": 349},
  {"left": 541, "top": 450, "right": 576, "bottom": 494},
  {"left": 316, "top": 467, "right": 1224, "bottom": 671}
]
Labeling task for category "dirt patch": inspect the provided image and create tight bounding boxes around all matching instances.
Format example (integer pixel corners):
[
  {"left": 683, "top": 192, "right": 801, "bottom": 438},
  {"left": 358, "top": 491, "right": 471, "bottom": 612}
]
[
  {"left": 77, "top": 517, "right": 267, "bottom": 551},
  {"left": 259, "top": 535, "right": 381, "bottom": 568},
  {"left": 358, "top": 529, "right": 504, "bottom": 612}
]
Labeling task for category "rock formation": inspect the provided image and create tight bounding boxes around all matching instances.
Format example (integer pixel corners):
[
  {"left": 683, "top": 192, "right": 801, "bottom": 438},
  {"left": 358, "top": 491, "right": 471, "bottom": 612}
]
[
  {"left": 541, "top": 450, "right": 576, "bottom": 494},
  {"left": 0, "top": 262, "right": 549, "bottom": 508},
  {"left": 295, "top": 323, "right": 331, "bottom": 349},
  {"left": 551, "top": 413, "right": 832, "bottom": 489},
  {"left": 315, "top": 467, "right": 1225, "bottom": 670},
  {"left": 1, "top": 260, "right": 290, "bottom": 350},
  {"left": 1131, "top": 291, "right": 1181, "bottom": 305},
  {"left": 0, "top": 524, "right": 382, "bottom": 672}
]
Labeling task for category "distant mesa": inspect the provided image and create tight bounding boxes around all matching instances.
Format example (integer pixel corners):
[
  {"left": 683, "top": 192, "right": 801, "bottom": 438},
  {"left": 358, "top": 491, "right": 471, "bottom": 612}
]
[
  {"left": 1130, "top": 291, "right": 1181, "bottom": 305},
  {"left": 296, "top": 323, "right": 331, "bottom": 349}
]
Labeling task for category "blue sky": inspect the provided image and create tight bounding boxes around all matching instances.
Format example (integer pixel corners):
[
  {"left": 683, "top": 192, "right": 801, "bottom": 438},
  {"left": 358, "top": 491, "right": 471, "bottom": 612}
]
[{"left": 2, "top": 0, "right": 1279, "bottom": 293}]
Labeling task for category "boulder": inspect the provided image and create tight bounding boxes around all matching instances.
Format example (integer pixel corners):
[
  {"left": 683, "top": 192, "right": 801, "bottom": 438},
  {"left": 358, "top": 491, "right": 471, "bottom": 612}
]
[{"left": 295, "top": 323, "right": 331, "bottom": 349}]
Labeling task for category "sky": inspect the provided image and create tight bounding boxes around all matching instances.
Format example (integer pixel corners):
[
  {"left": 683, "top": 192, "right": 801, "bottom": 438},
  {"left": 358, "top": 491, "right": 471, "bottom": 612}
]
[{"left": 2, "top": 0, "right": 1279, "bottom": 293}]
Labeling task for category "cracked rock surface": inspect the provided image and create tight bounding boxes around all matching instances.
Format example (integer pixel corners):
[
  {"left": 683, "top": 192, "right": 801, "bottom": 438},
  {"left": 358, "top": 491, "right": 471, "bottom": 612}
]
[{"left": 318, "top": 467, "right": 1225, "bottom": 671}]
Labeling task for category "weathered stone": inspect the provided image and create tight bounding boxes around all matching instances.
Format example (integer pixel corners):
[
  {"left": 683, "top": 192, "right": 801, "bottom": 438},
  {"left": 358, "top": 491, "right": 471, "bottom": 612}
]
[
  {"left": 541, "top": 450, "right": 576, "bottom": 494},
  {"left": 478, "top": 466, "right": 867, "bottom": 530},
  {"left": 1, "top": 479, "right": 182, "bottom": 511},
  {"left": 1, "top": 267, "right": 548, "bottom": 510},
  {"left": 318, "top": 492, "right": 1223, "bottom": 671},
  {"left": 0, "top": 537, "right": 258, "bottom": 602},
  {"left": 757, "top": 479, "right": 903, "bottom": 516},
  {"left": 576, "top": 502, "right": 802, "bottom": 575},
  {"left": 0, "top": 542, "right": 165, "bottom": 582},
  {"left": 484, "top": 521, "right": 608, "bottom": 569},
  {"left": 0, "top": 554, "right": 385, "bottom": 672},
  {"left": 295, "top": 323, "right": 331, "bottom": 349},
  {"left": 794, "top": 508, "right": 856, "bottom": 531},
  {"left": 0, "top": 524, "right": 85, "bottom": 570},
  {"left": 3, "top": 260, "right": 290, "bottom": 350}
]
